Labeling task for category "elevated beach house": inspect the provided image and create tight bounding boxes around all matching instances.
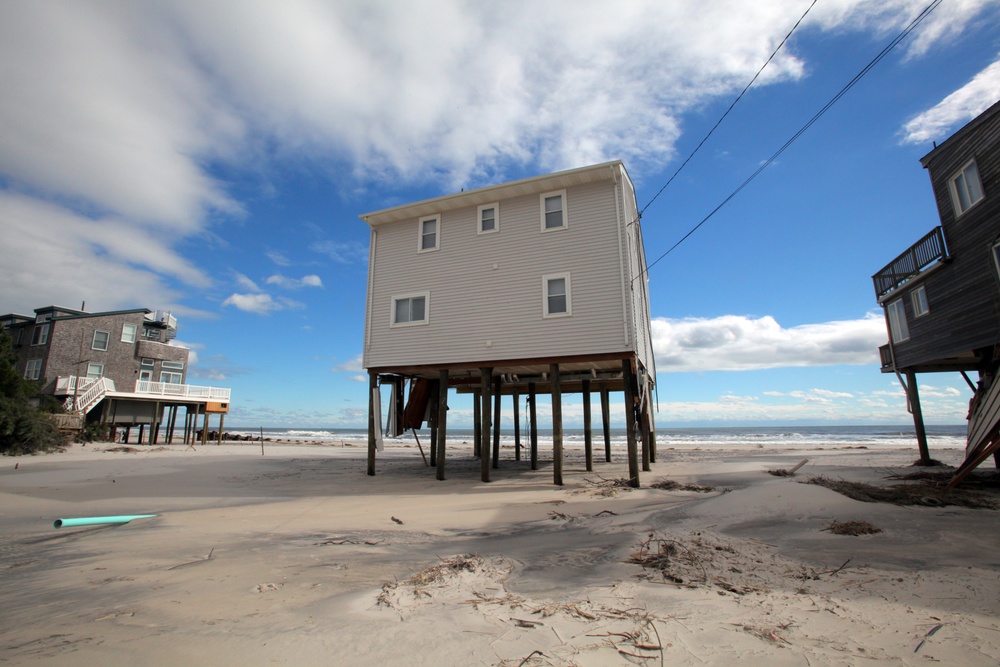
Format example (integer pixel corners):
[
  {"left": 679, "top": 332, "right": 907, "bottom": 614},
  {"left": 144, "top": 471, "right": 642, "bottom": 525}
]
[
  {"left": 872, "top": 100, "right": 1000, "bottom": 481},
  {"left": 1, "top": 305, "right": 230, "bottom": 444},
  {"left": 361, "top": 160, "right": 656, "bottom": 485}
]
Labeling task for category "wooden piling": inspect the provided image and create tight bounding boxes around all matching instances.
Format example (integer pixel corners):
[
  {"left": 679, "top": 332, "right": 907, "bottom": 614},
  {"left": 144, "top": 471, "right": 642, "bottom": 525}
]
[
  {"left": 905, "top": 370, "right": 932, "bottom": 464},
  {"left": 480, "top": 368, "right": 493, "bottom": 482},
  {"left": 367, "top": 371, "right": 377, "bottom": 476},
  {"left": 492, "top": 376, "right": 501, "bottom": 469},
  {"left": 473, "top": 389, "right": 481, "bottom": 458},
  {"left": 436, "top": 369, "right": 449, "bottom": 481},
  {"left": 600, "top": 385, "right": 611, "bottom": 462},
  {"left": 551, "top": 364, "right": 563, "bottom": 486},
  {"left": 622, "top": 359, "right": 640, "bottom": 487},
  {"left": 529, "top": 382, "right": 538, "bottom": 471},
  {"left": 513, "top": 391, "right": 521, "bottom": 461},
  {"left": 583, "top": 378, "right": 593, "bottom": 472}
]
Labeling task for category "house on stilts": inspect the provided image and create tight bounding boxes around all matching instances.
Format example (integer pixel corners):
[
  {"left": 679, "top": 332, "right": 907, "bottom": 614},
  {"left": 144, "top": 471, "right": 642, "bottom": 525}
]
[
  {"left": 361, "top": 160, "right": 656, "bottom": 485},
  {"left": 871, "top": 100, "right": 1000, "bottom": 483},
  {"left": 1, "top": 305, "right": 231, "bottom": 445}
]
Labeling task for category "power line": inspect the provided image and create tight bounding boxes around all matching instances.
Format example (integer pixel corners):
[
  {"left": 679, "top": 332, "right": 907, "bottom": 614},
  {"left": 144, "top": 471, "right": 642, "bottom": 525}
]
[
  {"left": 640, "top": 0, "right": 944, "bottom": 278},
  {"left": 640, "top": 0, "right": 819, "bottom": 218}
]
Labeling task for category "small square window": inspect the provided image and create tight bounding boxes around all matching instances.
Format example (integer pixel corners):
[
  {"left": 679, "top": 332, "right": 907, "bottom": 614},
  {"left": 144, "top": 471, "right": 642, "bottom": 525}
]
[
  {"left": 86, "top": 363, "right": 104, "bottom": 380},
  {"left": 912, "top": 285, "right": 929, "bottom": 318},
  {"left": 540, "top": 190, "right": 567, "bottom": 231},
  {"left": 24, "top": 359, "right": 43, "bottom": 381},
  {"left": 418, "top": 215, "right": 440, "bottom": 252},
  {"left": 92, "top": 330, "right": 110, "bottom": 351},
  {"left": 121, "top": 323, "right": 137, "bottom": 343},
  {"left": 478, "top": 203, "right": 499, "bottom": 234},
  {"left": 887, "top": 298, "right": 909, "bottom": 343},
  {"left": 543, "top": 273, "right": 572, "bottom": 317},
  {"left": 950, "top": 159, "right": 984, "bottom": 216},
  {"left": 31, "top": 323, "right": 49, "bottom": 346},
  {"left": 391, "top": 293, "right": 429, "bottom": 327}
]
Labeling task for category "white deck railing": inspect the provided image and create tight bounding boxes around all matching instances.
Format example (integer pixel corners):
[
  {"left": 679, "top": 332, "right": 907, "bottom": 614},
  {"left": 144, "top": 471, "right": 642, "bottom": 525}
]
[
  {"left": 55, "top": 376, "right": 98, "bottom": 394},
  {"left": 134, "top": 380, "right": 231, "bottom": 400}
]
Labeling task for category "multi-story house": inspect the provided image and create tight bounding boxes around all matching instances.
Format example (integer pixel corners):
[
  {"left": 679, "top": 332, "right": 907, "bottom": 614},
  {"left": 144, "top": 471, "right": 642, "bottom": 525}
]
[
  {"left": 872, "top": 100, "right": 1000, "bottom": 481},
  {"left": 1, "top": 305, "right": 230, "bottom": 443},
  {"left": 361, "top": 160, "right": 656, "bottom": 486}
]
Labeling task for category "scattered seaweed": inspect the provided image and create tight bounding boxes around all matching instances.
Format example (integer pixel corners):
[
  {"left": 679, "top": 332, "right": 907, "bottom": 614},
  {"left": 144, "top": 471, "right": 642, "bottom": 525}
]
[
  {"left": 823, "top": 520, "right": 883, "bottom": 536},
  {"left": 804, "top": 475, "right": 999, "bottom": 509},
  {"left": 576, "top": 476, "right": 635, "bottom": 497},
  {"left": 649, "top": 478, "right": 716, "bottom": 493}
]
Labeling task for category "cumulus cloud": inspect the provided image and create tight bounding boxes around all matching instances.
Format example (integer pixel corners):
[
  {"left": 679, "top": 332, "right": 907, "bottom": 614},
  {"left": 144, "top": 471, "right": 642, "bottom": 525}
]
[
  {"left": 265, "top": 274, "right": 324, "bottom": 289},
  {"left": 1, "top": 0, "right": 996, "bottom": 313},
  {"left": 653, "top": 313, "right": 886, "bottom": 372},
  {"left": 221, "top": 292, "right": 303, "bottom": 314},
  {"left": 901, "top": 56, "right": 1000, "bottom": 144},
  {"left": 333, "top": 354, "right": 365, "bottom": 373}
]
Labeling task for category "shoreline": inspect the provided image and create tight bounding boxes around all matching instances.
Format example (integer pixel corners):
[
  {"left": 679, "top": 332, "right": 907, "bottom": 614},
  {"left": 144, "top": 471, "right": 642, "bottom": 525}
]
[{"left": 1, "top": 440, "right": 996, "bottom": 665}]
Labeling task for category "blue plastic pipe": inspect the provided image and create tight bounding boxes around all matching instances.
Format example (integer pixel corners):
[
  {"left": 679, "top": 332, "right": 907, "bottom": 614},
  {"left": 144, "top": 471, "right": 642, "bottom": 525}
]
[{"left": 53, "top": 514, "right": 157, "bottom": 529}]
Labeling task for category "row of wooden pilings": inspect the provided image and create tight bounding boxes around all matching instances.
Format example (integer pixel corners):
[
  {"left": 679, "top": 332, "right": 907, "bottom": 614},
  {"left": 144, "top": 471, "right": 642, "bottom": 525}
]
[
  {"left": 96, "top": 399, "right": 225, "bottom": 446},
  {"left": 368, "top": 358, "right": 656, "bottom": 486}
]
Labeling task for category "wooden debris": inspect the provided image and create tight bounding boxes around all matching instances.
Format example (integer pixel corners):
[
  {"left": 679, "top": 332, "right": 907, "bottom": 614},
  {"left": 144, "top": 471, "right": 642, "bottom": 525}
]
[{"left": 823, "top": 520, "right": 882, "bottom": 536}]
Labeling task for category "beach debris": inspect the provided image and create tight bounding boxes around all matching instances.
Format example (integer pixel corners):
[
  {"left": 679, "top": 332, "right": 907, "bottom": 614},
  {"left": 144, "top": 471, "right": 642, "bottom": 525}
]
[
  {"left": 54, "top": 514, "right": 157, "bottom": 529},
  {"left": 649, "top": 478, "right": 716, "bottom": 493},
  {"left": 314, "top": 536, "right": 383, "bottom": 546},
  {"left": 768, "top": 459, "right": 809, "bottom": 477},
  {"left": 823, "top": 520, "right": 882, "bottom": 536},
  {"left": 804, "top": 475, "right": 999, "bottom": 509},
  {"left": 254, "top": 583, "right": 281, "bottom": 593},
  {"left": 914, "top": 622, "right": 945, "bottom": 653},
  {"left": 391, "top": 516, "right": 404, "bottom": 525},
  {"left": 94, "top": 610, "right": 135, "bottom": 622},
  {"left": 577, "top": 475, "right": 634, "bottom": 497},
  {"left": 167, "top": 548, "right": 214, "bottom": 570}
]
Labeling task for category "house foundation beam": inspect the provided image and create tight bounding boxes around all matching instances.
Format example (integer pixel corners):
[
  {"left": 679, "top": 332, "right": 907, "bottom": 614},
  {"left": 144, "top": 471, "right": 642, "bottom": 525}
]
[
  {"left": 513, "top": 391, "right": 521, "bottom": 461},
  {"left": 367, "top": 371, "right": 377, "bottom": 476},
  {"left": 473, "top": 389, "right": 481, "bottom": 458},
  {"left": 492, "top": 376, "right": 501, "bottom": 469},
  {"left": 601, "top": 385, "right": 611, "bottom": 462}
]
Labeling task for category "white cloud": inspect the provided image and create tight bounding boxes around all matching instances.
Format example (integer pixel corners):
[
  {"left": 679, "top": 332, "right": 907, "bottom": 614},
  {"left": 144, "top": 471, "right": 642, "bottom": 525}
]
[
  {"left": 265, "top": 274, "right": 324, "bottom": 289},
  {"left": 235, "top": 273, "right": 262, "bottom": 292},
  {"left": 653, "top": 313, "right": 886, "bottom": 372},
  {"left": 901, "top": 56, "right": 1000, "bottom": 144},
  {"left": 311, "top": 240, "right": 368, "bottom": 264},
  {"left": 222, "top": 292, "right": 287, "bottom": 314},
  {"left": 334, "top": 354, "right": 365, "bottom": 373}
]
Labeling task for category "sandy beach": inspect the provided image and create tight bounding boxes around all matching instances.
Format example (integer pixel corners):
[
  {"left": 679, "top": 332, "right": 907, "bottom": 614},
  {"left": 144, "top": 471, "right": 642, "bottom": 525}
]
[{"left": 1, "top": 438, "right": 998, "bottom": 665}]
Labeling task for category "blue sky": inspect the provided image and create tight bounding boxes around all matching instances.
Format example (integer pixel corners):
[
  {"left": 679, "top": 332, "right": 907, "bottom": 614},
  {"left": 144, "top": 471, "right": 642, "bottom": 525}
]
[{"left": 2, "top": 1, "right": 999, "bottom": 428}]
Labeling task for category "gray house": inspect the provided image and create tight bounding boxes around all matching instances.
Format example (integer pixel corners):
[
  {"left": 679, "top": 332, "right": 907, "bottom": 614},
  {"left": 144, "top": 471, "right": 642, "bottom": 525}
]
[
  {"left": 361, "top": 160, "right": 656, "bottom": 485},
  {"left": 1, "top": 305, "right": 230, "bottom": 443}
]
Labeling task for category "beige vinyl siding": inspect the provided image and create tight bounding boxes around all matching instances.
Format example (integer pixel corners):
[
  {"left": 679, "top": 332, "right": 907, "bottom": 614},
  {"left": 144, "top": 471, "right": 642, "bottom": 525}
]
[
  {"left": 365, "top": 177, "right": 632, "bottom": 368},
  {"left": 619, "top": 169, "right": 656, "bottom": 381}
]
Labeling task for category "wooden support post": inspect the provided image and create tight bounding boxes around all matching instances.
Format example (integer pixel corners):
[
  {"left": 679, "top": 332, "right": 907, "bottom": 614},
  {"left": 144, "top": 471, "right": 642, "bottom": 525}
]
[
  {"left": 583, "top": 379, "right": 593, "bottom": 472},
  {"left": 367, "top": 371, "right": 377, "bottom": 476},
  {"left": 648, "top": 399, "right": 657, "bottom": 463},
  {"left": 623, "top": 359, "right": 640, "bottom": 487},
  {"left": 529, "top": 382, "right": 538, "bottom": 471},
  {"left": 124, "top": 425, "right": 131, "bottom": 445},
  {"left": 429, "top": 382, "right": 439, "bottom": 468},
  {"left": 513, "top": 391, "right": 521, "bottom": 461},
  {"left": 551, "top": 363, "right": 563, "bottom": 486},
  {"left": 152, "top": 401, "right": 161, "bottom": 444},
  {"left": 217, "top": 413, "right": 225, "bottom": 445},
  {"left": 640, "top": 402, "right": 651, "bottom": 472},
  {"left": 601, "top": 385, "right": 611, "bottom": 462},
  {"left": 905, "top": 370, "right": 932, "bottom": 465},
  {"left": 473, "top": 389, "right": 482, "bottom": 458},
  {"left": 480, "top": 368, "right": 492, "bottom": 482},
  {"left": 492, "top": 376, "right": 501, "bottom": 470},
  {"left": 201, "top": 408, "right": 209, "bottom": 446},
  {"left": 436, "top": 369, "right": 448, "bottom": 481},
  {"left": 138, "top": 423, "right": 145, "bottom": 445}
]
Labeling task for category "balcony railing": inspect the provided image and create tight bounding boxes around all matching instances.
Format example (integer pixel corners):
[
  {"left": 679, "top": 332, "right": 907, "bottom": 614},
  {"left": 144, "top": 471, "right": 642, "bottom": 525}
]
[
  {"left": 872, "top": 226, "right": 948, "bottom": 300},
  {"left": 134, "top": 380, "right": 230, "bottom": 400},
  {"left": 55, "top": 376, "right": 98, "bottom": 394}
]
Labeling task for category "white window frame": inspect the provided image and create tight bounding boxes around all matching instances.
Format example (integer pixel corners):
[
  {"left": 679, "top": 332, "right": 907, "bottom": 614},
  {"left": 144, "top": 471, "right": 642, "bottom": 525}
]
[
  {"left": 24, "top": 359, "right": 42, "bottom": 381},
  {"left": 911, "top": 285, "right": 929, "bottom": 318},
  {"left": 542, "top": 273, "right": 572, "bottom": 318},
  {"left": 477, "top": 203, "right": 499, "bottom": 235},
  {"left": 950, "top": 159, "right": 985, "bottom": 217},
  {"left": 887, "top": 298, "right": 909, "bottom": 343},
  {"left": 86, "top": 362, "right": 104, "bottom": 380},
  {"left": 391, "top": 292, "right": 430, "bottom": 328},
  {"left": 121, "top": 323, "right": 137, "bottom": 343},
  {"left": 92, "top": 330, "right": 110, "bottom": 351},
  {"left": 162, "top": 360, "right": 184, "bottom": 371},
  {"left": 417, "top": 215, "right": 440, "bottom": 253},
  {"left": 160, "top": 371, "right": 183, "bottom": 384},
  {"left": 31, "top": 323, "right": 49, "bottom": 346},
  {"left": 540, "top": 190, "right": 567, "bottom": 232}
]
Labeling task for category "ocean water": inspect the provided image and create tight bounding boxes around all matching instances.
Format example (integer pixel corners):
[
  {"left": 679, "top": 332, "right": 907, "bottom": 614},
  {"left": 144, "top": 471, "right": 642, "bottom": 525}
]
[{"left": 220, "top": 424, "right": 967, "bottom": 450}]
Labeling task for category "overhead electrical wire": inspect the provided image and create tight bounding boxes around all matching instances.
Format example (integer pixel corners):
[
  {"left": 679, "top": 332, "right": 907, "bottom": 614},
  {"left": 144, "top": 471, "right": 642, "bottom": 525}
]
[
  {"left": 639, "top": 0, "right": 819, "bottom": 218},
  {"left": 639, "top": 0, "right": 945, "bottom": 279}
]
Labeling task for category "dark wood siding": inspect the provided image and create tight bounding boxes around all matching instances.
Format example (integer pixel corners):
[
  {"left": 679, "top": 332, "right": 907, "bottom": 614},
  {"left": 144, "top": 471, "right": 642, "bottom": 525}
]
[{"left": 889, "top": 102, "right": 1000, "bottom": 371}]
